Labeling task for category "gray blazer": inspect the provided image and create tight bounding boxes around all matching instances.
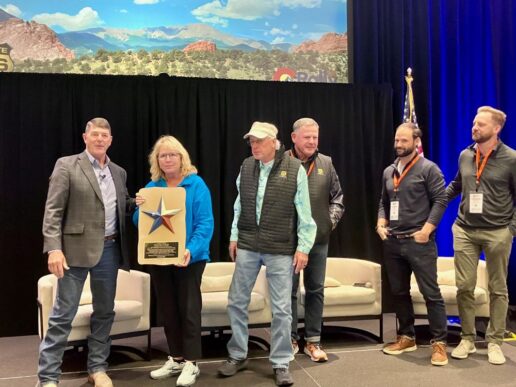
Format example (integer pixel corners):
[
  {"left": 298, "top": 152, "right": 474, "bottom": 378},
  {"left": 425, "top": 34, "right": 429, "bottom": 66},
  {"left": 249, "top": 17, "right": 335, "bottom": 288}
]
[{"left": 42, "top": 151, "right": 134, "bottom": 269}]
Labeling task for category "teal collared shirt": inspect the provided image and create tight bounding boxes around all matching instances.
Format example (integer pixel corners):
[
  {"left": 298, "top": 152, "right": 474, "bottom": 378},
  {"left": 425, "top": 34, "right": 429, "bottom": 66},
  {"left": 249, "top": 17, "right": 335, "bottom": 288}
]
[{"left": 230, "top": 159, "right": 316, "bottom": 254}]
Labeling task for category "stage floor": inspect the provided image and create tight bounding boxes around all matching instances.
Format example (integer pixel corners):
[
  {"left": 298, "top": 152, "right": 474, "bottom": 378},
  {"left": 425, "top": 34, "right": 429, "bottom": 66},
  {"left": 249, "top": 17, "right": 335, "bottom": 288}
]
[{"left": 1, "top": 314, "right": 515, "bottom": 387}]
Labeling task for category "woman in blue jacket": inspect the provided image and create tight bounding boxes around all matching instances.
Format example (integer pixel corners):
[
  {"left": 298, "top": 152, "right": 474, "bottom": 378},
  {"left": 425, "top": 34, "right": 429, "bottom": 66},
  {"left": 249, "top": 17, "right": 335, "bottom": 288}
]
[{"left": 133, "top": 135, "right": 214, "bottom": 386}]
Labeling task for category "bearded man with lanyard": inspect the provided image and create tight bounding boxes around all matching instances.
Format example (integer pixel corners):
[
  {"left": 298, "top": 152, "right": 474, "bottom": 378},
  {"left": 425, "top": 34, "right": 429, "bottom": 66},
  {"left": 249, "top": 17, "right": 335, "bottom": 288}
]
[
  {"left": 447, "top": 106, "right": 516, "bottom": 365},
  {"left": 377, "top": 122, "right": 449, "bottom": 366}
]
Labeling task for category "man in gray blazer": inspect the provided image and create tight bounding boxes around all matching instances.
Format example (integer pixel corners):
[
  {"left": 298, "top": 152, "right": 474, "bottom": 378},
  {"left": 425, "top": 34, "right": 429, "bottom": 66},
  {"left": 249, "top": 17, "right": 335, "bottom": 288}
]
[{"left": 38, "top": 117, "right": 134, "bottom": 387}]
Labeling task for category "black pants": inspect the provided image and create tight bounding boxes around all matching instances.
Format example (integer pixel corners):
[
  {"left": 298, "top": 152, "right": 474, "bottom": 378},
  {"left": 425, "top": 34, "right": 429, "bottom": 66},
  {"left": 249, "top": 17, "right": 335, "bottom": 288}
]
[
  {"left": 150, "top": 260, "right": 206, "bottom": 359},
  {"left": 383, "top": 237, "right": 447, "bottom": 342}
]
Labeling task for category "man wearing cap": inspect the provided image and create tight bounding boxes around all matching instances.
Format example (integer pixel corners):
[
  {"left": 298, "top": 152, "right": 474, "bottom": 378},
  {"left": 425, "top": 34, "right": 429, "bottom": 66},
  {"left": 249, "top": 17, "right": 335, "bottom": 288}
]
[
  {"left": 218, "top": 121, "right": 316, "bottom": 386},
  {"left": 376, "top": 122, "right": 448, "bottom": 366},
  {"left": 288, "top": 117, "right": 344, "bottom": 362}
]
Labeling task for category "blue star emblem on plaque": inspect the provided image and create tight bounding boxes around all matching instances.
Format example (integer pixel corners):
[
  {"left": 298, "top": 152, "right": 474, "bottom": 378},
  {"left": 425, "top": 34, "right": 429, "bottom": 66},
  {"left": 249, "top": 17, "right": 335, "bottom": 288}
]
[{"left": 142, "top": 197, "right": 181, "bottom": 234}]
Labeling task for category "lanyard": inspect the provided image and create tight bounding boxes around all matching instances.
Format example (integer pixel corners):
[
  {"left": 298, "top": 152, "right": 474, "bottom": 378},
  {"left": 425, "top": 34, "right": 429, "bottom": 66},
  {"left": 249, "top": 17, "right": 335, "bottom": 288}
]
[
  {"left": 306, "top": 160, "right": 315, "bottom": 176},
  {"left": 290, "top": 150, "right": 316, "bottom": 176},
  {"left": 393, "top": 154, "right": 420, "bottom": 192},
  {"left": 475, "top": 146, "right": 495, "bottom": 186}
]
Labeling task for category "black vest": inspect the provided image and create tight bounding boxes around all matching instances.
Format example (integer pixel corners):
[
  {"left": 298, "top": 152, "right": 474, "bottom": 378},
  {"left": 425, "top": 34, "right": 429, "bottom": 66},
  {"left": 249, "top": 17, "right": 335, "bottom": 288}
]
[
  {"left": 238, "top": 149, "right": 301, "bottom": 255},
  {"left": 306, "top": 153, "right": 333, "bottom": 244}
]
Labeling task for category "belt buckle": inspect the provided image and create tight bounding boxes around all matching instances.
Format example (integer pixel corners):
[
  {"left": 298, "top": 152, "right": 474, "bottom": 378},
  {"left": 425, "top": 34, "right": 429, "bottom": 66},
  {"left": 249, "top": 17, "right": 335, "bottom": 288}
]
[{"left": 392, "top": 233, "right": 412, "bottom": 239}]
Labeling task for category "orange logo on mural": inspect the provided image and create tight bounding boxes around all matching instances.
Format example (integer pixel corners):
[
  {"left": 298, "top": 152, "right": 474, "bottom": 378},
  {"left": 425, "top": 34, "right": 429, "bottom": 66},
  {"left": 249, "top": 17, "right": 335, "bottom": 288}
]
[{"left": 273, "top": 67, "right": 296, "bottom": 81}]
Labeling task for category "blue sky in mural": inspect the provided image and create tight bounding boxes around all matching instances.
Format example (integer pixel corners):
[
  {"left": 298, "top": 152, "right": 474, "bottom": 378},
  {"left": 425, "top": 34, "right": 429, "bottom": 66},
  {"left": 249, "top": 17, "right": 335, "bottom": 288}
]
[{"left": 2, "top": 1, "right": 346, "bottom": 44}]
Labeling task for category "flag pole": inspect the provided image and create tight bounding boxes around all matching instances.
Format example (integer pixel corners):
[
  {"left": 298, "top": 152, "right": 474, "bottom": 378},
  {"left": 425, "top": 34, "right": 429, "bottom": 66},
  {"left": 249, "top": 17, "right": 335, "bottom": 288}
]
[
  {"left": 403, "top": 67, "right": 424, "bottom": 156},
  {"left": 405, "top": 68, "right": 416, "bottom": 125}
]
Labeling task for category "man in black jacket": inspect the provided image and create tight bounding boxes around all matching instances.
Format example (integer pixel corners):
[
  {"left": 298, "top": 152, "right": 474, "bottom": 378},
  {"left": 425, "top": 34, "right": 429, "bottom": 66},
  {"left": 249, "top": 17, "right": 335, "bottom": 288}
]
[{"left": 288, "top": 117, "right": 344, "bottom": 362}]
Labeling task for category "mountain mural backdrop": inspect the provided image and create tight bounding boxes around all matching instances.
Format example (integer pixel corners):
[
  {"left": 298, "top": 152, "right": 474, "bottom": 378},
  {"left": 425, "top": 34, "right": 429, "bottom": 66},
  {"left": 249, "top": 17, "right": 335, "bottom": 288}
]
[{"left": 0, "top": 6, "right": 347, "bottom": 82}]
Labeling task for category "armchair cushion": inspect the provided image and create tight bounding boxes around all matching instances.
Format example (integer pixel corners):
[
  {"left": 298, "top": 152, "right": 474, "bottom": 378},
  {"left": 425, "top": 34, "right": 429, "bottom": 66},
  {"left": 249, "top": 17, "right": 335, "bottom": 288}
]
[
  {"left": 201, "top": 262, "right": 272, "bottom": 329},
  {"left": 437, "top": 270, "right": 456, "bottom": 286},
  {"left": 202, "top": 291, "right": 265, "bottom": 314},
  {"left": 411, "top": 284, "right": 488, "bottom": 305},
  {"left": 79, "top": 292, "right": 92, "bottom": 306},
  {"left": 304, "top": 285, "right": 376, "bottom": 306},
  {"left": 298, "top": 257, "right": 382, "bottom": 316},
  {"left": 324, "top": 276, "right": 341, "bottom": 287},
  {"left": 72, "top": 300, "right": 144, "bottom": 327},
  {"left": 201, "top": 274, "right": 233, "bottom": 293}
]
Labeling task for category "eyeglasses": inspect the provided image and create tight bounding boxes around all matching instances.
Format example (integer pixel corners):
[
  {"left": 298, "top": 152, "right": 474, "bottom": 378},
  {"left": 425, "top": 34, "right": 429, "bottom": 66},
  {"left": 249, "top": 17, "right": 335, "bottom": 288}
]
[{"left": 158, "top": 152, "right": 180, "bottom": 160}]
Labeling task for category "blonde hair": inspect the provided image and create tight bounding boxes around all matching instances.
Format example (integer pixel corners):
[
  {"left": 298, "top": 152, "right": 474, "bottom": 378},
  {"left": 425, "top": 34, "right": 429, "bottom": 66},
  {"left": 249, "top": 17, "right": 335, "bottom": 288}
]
[
  {"left": 292, "top": 117, "right": 319, "bottom": 131},
  {"left": 477, "top": 106, "right": 507, "bottom": 128},
  {"left": 148, "top": 135, "right": 197, "bottom": 181}
]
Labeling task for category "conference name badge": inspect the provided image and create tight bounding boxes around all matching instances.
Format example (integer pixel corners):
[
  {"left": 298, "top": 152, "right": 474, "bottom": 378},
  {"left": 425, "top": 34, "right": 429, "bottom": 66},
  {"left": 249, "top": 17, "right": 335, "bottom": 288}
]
[
  {"left": 469, "top": 191, "right": 484, "bottom": 214},
  {"left": 390, "top": 200, "right": 399, "bottom": 221},
  {"left": 137, "top": 187, "right": 186, "bottom": 265}
]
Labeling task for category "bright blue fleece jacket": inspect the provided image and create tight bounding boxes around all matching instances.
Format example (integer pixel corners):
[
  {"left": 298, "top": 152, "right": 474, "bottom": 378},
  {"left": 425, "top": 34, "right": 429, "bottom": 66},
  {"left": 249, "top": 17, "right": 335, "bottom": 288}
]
[{"left": 132, "top": 174, "right": 214, "bottom": 264}]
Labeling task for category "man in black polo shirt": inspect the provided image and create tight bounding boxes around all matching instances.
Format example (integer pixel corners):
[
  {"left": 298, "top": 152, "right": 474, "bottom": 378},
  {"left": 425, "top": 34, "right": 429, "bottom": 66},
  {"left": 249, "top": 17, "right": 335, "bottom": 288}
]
[
  {"left": 447, "top": 106, "right": 516, "bottom": 365},
  {"left": 377, "top": 122, "right": 448, "bottom": 366}
]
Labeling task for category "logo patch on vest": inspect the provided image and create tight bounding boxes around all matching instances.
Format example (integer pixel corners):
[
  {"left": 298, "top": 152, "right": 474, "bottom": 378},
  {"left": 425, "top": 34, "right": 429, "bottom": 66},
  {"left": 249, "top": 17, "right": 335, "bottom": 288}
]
[
  {"left": 280, "top": 170, "right": 288, "bottom": 178},
  {"left": 317, "top": 168, "right": 325, "bottom": 175}
]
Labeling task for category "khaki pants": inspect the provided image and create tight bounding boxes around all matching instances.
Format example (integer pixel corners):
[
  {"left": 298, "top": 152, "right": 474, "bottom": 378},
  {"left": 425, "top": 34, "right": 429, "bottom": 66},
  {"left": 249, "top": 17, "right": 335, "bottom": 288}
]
[{"left": 452, "top": 223, "right": 513, "bottom": 344}]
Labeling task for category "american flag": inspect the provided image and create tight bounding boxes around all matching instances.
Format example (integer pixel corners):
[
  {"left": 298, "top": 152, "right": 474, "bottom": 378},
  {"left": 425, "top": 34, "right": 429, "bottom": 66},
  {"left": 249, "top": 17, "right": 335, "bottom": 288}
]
[{"left": 403, "top": 68, "right": 424, "bottom": 156}]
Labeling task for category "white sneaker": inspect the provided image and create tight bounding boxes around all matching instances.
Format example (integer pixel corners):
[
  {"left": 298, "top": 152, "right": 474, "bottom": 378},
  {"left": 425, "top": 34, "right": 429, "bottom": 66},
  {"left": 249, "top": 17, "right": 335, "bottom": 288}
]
[
  {"left": 176, "top": 361, "right": 200, "bottom": 386},
  {"left": 488, "top": 343, "right": 506, "bottom": 365},
  {"left": 451, "top": 339, "right": 476, "bottom": 359},
  {"left": 150, "top": 356, "right": 185, "bottom": 380}
]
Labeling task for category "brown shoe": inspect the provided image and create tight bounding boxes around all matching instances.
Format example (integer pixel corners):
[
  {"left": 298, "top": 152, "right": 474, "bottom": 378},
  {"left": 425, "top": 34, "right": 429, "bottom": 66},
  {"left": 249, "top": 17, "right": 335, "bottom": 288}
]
[
  {"left": 87, "top": 372, "right": 113, "bottom": 387},
  {"left": 382, "top": 335, "right": 417, "bottom": 355},
  {"left": 431, "top": 341, "right": 448, "bottom": 366},
  {"left": 304, "top": 342, "right": 328, "bottom": 362}
]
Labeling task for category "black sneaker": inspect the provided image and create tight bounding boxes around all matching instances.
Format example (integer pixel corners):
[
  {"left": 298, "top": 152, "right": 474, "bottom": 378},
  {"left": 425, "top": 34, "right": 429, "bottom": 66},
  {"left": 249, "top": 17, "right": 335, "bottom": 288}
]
[
  {"left": 274, "top": 368, "right": 293, "bottom": 386},
  {"left": 218, "top": 358, "right": 248, "bottom": 377}
]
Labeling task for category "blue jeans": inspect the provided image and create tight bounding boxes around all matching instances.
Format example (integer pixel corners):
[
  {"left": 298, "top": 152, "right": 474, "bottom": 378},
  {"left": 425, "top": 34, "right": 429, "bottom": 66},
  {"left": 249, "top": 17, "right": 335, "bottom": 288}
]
[
  {"left": 291, "top": 243, "right": 328, "bottom": 343},
  {"left": 383, "top": 237, "right": 447, "bottom": 342},
  {"left": 227, "top": 249, "right": 293, "bottom": 368},
  {"left": 38, "top": 240, "right": 120, "bottom": 384}
]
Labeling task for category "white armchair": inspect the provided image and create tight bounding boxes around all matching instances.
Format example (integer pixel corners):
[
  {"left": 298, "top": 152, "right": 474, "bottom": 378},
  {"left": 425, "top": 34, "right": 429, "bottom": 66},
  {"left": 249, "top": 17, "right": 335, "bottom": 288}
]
[
  {"left": 38, "top": 269, "right": 151, "bottom": 358},
  {"left": 410, "top": 256, "right": 489, "bottom": 319},
  {"left": 201, "top": 262, "right": 271, "bottom": 328},
  {"left": 297, "top": 257, "right": 383, "bottom": 342},
  {"left": 200, "top": 262, "right": 272, "bottom": 349}
]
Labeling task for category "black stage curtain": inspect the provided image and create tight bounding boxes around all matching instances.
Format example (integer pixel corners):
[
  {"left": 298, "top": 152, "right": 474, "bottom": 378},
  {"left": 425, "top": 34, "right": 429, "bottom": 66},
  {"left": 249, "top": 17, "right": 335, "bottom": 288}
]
[{"left": 0, "top": 73, "right": 393, "bottom": 336}]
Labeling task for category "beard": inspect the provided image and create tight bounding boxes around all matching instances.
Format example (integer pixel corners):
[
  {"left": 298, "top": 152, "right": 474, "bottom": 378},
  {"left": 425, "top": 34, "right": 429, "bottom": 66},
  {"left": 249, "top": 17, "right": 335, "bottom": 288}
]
[
  {"left": 395, "top": 145, "right": 416, "bottom": 157},
  {"left": 472, "top": 132, "right": 490, "bottom": 144}
]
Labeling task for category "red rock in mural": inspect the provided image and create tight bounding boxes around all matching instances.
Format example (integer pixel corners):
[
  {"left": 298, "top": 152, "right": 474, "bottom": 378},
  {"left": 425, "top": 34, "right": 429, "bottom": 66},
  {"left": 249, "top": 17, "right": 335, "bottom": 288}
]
[
  {"left": 293, "top": 32, "right": 347, "bottom": 54},
  {"left": 183, "top": 40, "right": 217, "bottom": 53},
  {"left": 0, "top": 18, "right": 74, "bottom": 61}
]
